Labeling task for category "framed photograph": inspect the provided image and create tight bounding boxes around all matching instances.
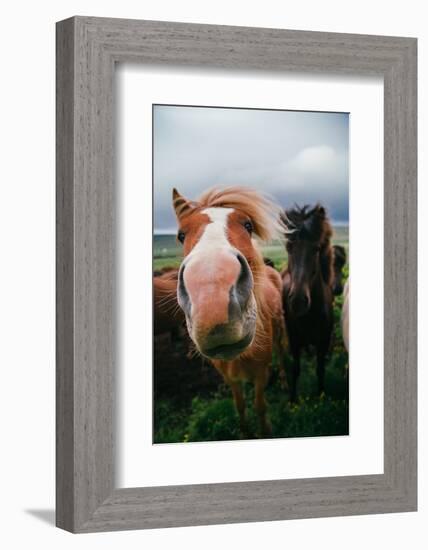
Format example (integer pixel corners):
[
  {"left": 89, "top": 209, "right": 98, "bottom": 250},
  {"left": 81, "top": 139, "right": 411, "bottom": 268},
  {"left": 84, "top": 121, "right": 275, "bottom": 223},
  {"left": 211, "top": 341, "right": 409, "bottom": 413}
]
[{"left": 56, "top": 17, "right": 417, "bottom": 532}]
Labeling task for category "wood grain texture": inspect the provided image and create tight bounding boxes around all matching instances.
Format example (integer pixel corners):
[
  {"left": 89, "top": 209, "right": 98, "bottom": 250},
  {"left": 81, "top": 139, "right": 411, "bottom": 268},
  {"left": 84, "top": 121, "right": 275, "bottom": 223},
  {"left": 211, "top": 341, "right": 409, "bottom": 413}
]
[
  {"left": 56, "top": 18, "right": 75, "bottom": 531},
  {"left": 56, "top": 16, "right": 417, "bottom": 533}
]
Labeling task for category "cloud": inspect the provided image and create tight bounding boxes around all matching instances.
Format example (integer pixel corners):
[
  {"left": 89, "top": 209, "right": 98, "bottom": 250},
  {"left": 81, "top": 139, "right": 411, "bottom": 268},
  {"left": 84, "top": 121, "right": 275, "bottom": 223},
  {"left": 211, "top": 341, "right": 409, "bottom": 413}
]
[
  {"left": 276, "top": 145, "right": 348, "bottom": 188},
  {"left": 287, "top": 145, "right": 340, "bottom": 179},
  {"left": 153, "top": 106, "right": 349, "bottom": 228}
]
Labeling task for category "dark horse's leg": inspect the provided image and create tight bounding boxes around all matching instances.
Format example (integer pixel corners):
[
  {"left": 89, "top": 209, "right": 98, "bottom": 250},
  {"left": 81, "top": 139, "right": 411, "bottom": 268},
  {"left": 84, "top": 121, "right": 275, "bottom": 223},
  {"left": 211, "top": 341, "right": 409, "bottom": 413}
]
[
  {"left": 316, "top": 349, "right": 326, "bottom": 395},
  {"left": 290, "top": 349, "right": 301, "bottom": 403}
]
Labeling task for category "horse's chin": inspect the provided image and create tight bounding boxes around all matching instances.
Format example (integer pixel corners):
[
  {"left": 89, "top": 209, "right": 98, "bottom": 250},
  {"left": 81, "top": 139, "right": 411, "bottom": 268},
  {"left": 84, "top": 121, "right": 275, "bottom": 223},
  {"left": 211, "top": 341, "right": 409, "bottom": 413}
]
[
  {"left": 199, "top": 330, "right": 255, "bottom": 360},
  {"left": 188, "top": 299, "right": 257, "bottom": 361}
]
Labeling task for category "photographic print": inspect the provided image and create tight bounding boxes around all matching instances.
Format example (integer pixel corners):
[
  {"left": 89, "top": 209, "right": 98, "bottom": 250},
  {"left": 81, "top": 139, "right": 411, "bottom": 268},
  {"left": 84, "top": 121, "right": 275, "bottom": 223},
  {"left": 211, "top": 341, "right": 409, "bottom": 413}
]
[{"left": 153, "top": 104, "right": 349, "bottom": 443}]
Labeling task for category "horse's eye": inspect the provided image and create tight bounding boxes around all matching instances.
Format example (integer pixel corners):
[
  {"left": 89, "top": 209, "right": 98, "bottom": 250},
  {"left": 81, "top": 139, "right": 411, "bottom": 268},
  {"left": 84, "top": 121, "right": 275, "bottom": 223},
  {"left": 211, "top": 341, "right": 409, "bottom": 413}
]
[
  {"left": 244, "top": 221, "right": 253, "bottom": 234},
  {"left": 177, "top": 231, "right": 185, "bottom": 244}
]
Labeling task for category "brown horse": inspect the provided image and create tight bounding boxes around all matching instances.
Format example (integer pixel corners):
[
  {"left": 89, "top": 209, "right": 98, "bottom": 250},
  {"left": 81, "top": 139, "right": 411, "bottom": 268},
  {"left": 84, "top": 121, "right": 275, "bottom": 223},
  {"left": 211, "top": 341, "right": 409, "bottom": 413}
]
[
  {"left": 172, "top": 186, "right": 287, "bottom": 437},
  {"left": 281, "top": 204, "right": 334, "bottom": 402},
  {"left": 153, "top": 269, "right": 184, "bottom": 337}
]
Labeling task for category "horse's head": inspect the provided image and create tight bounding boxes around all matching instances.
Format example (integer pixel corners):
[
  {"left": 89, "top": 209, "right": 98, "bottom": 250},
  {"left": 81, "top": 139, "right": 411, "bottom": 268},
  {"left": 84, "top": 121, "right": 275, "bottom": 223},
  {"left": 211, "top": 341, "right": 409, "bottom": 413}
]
[
  {"left": 172, "top": 186, "right": 281, "bottom": 360},
  {"left": 282, "top": 204, "right": 333, "bottom": 317}
]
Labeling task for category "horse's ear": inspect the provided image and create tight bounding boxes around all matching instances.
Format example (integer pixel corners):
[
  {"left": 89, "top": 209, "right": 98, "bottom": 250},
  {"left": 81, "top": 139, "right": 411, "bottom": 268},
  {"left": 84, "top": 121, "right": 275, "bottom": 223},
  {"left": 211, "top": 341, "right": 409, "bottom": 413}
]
[
  {"left": 172, "top": 188, "right": 195, "bottom": 219},
  {"left": 316, "top": 205, "right": 326, "bottom": 217}
]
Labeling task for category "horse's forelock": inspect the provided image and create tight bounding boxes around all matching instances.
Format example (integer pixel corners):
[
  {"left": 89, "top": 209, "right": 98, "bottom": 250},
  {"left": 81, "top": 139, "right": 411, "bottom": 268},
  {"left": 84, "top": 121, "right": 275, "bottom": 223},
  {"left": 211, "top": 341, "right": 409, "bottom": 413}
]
[
  {"left": 284, "top": 204, "right": 332, "bottom": 244},
  {"left": 197, "top": 186, "right": 284, "bottom": 242}
]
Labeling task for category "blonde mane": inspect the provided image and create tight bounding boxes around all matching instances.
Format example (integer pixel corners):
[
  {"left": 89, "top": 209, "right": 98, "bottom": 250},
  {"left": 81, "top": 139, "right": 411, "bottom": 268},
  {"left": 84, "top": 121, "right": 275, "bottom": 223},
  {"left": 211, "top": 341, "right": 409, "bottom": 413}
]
[{"left": 197, "top": 186, "right": 284, "bottom": 242}]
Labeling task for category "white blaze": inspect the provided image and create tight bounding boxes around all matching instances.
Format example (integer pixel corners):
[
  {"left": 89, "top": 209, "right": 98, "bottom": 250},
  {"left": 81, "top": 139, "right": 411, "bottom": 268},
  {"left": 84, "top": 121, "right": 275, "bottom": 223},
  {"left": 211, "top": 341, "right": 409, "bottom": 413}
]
[{"left": 184, "top": 207, "right": 236, "bottom": 272}]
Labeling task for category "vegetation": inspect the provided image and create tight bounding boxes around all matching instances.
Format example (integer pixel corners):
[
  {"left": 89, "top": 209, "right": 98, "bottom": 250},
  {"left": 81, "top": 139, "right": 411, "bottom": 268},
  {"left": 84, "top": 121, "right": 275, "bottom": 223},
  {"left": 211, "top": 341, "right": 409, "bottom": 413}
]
[{"left": 153, "top": 226, "right": 349, "bottom": 444}]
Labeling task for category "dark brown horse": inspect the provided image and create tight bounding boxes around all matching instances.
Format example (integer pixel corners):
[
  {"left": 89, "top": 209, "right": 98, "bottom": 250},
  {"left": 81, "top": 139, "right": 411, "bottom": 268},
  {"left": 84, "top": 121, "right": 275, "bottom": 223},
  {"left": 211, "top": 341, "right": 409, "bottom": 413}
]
[
  {"left": 332, "top": 244, "right": 347, "bottom": 296},
  {"left": 281, "top": 205, "right": 334, "bottom": 402}
]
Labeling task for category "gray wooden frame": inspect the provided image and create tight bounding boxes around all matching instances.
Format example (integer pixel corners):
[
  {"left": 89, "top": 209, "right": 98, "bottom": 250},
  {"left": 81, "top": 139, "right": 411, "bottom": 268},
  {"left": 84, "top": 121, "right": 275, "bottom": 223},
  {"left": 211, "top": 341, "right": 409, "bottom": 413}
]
[{"left": 56, "top": 16, "right": 417, "bottom": 533}]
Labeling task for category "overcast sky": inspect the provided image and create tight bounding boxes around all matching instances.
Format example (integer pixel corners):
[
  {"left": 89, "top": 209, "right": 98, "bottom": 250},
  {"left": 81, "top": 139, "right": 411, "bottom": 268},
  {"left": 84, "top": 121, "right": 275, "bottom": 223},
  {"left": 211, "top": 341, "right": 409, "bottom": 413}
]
[{"left": 153, "top": 105, "right": 349, "bottom": 232}]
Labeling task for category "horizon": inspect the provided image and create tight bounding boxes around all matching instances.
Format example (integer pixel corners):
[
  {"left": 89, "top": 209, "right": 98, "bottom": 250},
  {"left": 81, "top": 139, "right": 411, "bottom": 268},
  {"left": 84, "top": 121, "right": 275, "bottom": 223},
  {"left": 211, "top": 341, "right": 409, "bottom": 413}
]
[{"left": 153, "top": 220, "right": 349, "bottom": 236}]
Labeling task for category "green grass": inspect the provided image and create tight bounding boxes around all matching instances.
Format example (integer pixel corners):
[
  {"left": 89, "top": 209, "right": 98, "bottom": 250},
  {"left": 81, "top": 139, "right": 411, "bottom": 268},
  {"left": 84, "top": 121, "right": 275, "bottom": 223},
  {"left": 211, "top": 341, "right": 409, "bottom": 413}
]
[{"left": 154, "top": 334, "right": 348, "bottom": 444}]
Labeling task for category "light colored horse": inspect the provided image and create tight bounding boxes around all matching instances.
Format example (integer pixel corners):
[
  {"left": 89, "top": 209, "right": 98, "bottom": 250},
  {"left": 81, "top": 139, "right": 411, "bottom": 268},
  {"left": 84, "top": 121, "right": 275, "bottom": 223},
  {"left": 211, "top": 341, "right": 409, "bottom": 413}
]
[{"left": 172, "top": 186, "right": 287, "bottom": 437}]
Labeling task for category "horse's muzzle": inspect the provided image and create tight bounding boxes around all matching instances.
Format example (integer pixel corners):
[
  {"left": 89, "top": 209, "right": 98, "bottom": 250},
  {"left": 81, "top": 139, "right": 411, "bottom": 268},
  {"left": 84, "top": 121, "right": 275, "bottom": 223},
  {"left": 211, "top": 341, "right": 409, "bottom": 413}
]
[
  {"left": 201, "top": 330, "right": 254, "bottom": 360},
  {"left": 177, "top": 250, "right": 256, "bottom": 358},
  {"left": 289, "top": 290, "right": 311, "bottom": 317}
]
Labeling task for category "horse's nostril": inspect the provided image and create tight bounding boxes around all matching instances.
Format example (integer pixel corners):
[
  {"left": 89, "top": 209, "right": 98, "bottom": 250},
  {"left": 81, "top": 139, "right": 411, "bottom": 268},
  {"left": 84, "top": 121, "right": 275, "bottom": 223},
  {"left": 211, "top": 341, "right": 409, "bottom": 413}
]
[
  {"left": 236, "top": 252, "right": 246, "bottom": 272},
  {"left": 235, "top": 253, "right": 253, "bottom": 308},
  {"left": 289, "top": 291, "right": 310, "bottom": 316},
  {"left": 177, "top": 263, "right": 191, "bottom": 313},
  {"left": 178, "top": 263, "right": 185, "bottom": 290}
]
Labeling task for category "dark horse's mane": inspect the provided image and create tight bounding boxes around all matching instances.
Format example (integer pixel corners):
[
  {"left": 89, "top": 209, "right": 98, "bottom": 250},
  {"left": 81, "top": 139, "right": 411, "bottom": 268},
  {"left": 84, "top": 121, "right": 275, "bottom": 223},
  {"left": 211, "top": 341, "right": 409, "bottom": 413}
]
[{"left": 281, "top": 204, "right": 334, "bottom": 287}]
